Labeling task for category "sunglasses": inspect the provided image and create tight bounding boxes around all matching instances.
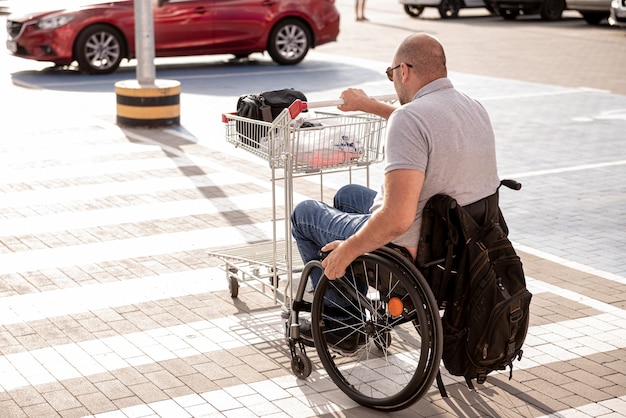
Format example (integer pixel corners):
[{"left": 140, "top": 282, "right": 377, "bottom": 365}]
[{"left": 385, "top": 63, "right": 413, "bottom": 82}]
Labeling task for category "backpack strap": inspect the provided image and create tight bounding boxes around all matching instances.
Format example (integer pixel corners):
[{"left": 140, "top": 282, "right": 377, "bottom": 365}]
[
  {"left": 417, "top": 195, "right": 461, "bottom": 306},
  {"left": 439, "top": 233, "right": 456, "bottom": 303}
]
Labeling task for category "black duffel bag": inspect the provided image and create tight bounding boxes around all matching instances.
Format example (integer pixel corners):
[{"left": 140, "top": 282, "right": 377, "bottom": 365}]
[{"left": 236, "top": 88, "right": 307, "bottom": 148}]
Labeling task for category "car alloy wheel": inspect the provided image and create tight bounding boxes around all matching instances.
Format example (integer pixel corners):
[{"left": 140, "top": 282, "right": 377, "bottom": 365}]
[
  {"left": 75, "top": 24, "right": 124, "bottom": 74},
  {"left": 268, "top": 18, "right": 311, "bottom": 65}
]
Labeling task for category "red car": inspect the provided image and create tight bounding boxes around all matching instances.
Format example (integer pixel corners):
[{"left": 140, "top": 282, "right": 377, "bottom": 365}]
[{"left": 5, "top": 0, "right": 340, "bottom": 74}]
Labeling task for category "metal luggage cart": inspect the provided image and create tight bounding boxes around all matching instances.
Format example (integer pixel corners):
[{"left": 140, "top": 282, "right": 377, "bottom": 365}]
[{"left": 208, "top": 96, "right": 395, "bottom": 308}]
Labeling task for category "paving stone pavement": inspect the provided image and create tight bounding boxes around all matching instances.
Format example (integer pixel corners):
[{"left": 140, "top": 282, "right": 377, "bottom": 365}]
[{"left": 1, "top": 1, "right": 626, "bottom": 417}]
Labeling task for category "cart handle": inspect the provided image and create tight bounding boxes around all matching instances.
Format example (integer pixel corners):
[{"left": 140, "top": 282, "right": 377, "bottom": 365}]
[{"left": 288, "top": 94, "right": 398, "bottom": 119}]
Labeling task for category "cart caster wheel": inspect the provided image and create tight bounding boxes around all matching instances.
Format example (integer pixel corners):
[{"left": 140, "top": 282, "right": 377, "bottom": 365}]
[
  {"left": 269, "top": 275, "right": 280, "bottom": 287},
  {"left": 291, "top": 351, "right": 312, "bottom": 379},
  {"left": 229, "top": 275, "right": 239, "bottom": 298}
]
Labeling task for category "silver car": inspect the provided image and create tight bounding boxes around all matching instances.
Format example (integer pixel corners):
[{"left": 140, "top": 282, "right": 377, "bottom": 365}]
[
  {"left": 400, "top": 0, "right": 493, "bottom": 18},
  {"left": 609, "top": 0, "right": 626, "bottom": 26},
  {"left": 567, "top": 0, "right": 611, "bottom": 24}
]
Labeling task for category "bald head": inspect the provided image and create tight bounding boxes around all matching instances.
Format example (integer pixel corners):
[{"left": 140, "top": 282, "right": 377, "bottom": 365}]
[{"left": 394, "top": 33, "right": 447, "bottom": 83}]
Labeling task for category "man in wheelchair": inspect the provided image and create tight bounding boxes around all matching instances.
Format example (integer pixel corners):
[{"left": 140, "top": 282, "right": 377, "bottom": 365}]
[{"left": 291, "top": 32, "right": 501, "bottom": 351}]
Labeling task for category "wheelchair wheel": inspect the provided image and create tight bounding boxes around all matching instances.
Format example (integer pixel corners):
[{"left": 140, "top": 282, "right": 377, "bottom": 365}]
[{"left": 310, "top": 247, "right": 443, "bottom": 411}]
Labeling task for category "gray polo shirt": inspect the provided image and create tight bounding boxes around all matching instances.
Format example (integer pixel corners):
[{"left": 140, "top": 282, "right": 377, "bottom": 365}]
[{"left": 371, "top": 77, "right": 500, "bottom": 248}]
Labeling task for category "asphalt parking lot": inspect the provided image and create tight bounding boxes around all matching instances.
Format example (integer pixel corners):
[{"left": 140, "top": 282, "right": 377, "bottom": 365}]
[
  {"left": 322, "top": 2, "right": 626, "bottom": 96},
  {"left": 1, "top": 0, "right": 625, "bottom": 416}
]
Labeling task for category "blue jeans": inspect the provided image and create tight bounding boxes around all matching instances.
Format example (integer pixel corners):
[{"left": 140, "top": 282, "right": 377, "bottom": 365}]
[{"left": 291, "top": 184, "right": 377, "bottom": 304}]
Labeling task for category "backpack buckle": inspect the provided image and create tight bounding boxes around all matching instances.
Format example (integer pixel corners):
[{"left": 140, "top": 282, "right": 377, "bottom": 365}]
[{"left": 510, "top": 303, "right": 523, "bottom": 323}]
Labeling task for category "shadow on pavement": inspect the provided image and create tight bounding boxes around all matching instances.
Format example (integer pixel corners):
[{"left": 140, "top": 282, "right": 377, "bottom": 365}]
[
  {"left": 121, "top": 126, "right": 274, "bottom": 242},
  {"left": 10, "top": 55, "right": 384, "bottom": 97}
]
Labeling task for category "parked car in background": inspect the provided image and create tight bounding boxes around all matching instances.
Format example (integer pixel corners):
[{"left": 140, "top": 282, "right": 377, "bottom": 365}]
[
  {"left": 609, "top": 0, "right": 626, "bottom": 25},
  {"left": 492, "top": 0, "right": 566, "bottom": 20},
  {"left": 493, "top": 0, "right": 611, "bottom": 21},
  {"left": 5, "top": 0, "right": 340, "bottom": 74},
  {"left": 567, "top": 0, "right": 611, "bottom": 24},
  {"left": 400, "top": 0, "right": 493, "bottom": 18}
]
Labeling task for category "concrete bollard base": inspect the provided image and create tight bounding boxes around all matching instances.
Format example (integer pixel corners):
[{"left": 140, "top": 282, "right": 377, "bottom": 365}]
[{"left": 115, "top": 79, "right": 181, "bottom": 128}]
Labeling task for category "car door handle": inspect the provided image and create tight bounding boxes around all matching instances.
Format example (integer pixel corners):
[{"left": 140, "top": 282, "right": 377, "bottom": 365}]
[
  {"left": 194, "top": 6, "right": 208, "bottom": 14},
  {"left": 262, "top": 0, "right": 277, "bottom": 5}
]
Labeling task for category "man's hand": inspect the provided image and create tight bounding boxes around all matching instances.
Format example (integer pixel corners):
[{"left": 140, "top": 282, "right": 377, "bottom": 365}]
[
  {"left": 338, "top": 88, "right": 397, "bottom": 120},
  {"left": 338, "top": 88, "right": 370, "bottom": 112},
  {"left": 320, "top": 240, "right": 355, "bottom": 279}
]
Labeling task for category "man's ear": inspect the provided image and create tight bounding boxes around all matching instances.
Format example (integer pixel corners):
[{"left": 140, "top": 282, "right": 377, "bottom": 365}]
[{"left": 401, "top": 63, "right": 411, "bottom": 82}]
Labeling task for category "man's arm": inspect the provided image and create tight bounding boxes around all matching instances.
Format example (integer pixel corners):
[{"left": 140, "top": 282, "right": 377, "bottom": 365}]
[
  {"left": 321, "top": 169, "right": 424, "bottom": 279},
  {"left": 338, "top": 88, "right": 397, "bottom": 120}
]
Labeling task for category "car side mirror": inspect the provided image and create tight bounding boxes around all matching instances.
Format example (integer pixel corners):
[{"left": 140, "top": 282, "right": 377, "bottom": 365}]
[{"left": 157, "top": 0, "right": 165, "bottom": 6}]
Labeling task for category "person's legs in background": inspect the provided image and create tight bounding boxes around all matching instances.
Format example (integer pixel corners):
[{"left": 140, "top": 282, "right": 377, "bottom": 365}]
[{"left": 355, "top": 0, "right": 367, "bottom": 21}]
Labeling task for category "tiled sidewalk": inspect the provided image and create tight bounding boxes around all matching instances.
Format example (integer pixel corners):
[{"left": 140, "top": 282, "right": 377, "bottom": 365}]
[
  {"left": 1, "top": 97, "right": 625, "bottom": 417},
  {"left": 2, "top": 3, "right": 626, "bottom": 415}
]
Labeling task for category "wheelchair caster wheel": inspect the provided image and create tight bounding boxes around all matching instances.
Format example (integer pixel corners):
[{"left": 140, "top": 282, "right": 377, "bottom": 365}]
[
  {"left": 291, "top": 351, "right": 312, "bottom": 379},
  {"left": 228, "top": 275, "right": 239, "bottom": 298}
]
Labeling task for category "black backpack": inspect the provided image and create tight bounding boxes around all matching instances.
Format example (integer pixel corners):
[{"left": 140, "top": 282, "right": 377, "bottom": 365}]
[
  {"left": 236, "top": 88, "right": 307, "bottom": 148},
  {"left": 417, "top": 186, "right": 532, "bottom": 391}
]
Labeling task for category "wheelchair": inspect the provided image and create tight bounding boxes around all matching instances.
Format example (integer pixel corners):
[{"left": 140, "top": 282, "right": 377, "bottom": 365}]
[
  {"left": 284, "top": 180, "right": 521, "bottom": 411},
  {"left": 285, "top": 245, "right": 443, "bottom": 411}
]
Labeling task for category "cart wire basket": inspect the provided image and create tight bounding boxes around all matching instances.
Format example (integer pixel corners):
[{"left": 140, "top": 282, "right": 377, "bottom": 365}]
[{"left": 222, "top": 99, "right": 388, "bottom": 173}]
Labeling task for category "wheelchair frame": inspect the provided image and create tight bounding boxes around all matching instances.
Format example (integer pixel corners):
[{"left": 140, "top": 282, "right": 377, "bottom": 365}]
[{"left": 284, "top": 180, "right": 522, "bottom": 410}]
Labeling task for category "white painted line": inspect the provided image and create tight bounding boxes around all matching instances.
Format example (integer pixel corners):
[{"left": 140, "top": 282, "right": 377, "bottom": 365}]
[
  {"left": 536, "top": 396, "right": 626, "bottom": 418},
  {"left": 0, "top": 142, "right": 159, "bottom": 165},
  {"left": 0, "top": 267, "right": 228, "bottom": 326},
  {"left": 0, "top": 192, "right": 274, "bottom": 236},
  {"left": 0, "top": 221, "right": 280, "bottom": 275},
  {"left": 95, "top": 373, "right": 353, "bottom": 418},
  {"left": 0, "top": 156, "right": 191, "bottom": 183},
  {"left": 0, "top": 172, "right": 257, "bottom": 208},
  {"left": 476, "top": 86, "right": 610, "bottom": 101},
  {"left": 503, "top": 159, "right": 626, "bottom": 180},
  {"left": 516, "top": 243, "right": 626, "bottom": 285},
  {"left": 0, "top": 309, "right": 285, "bottom": 392}
]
